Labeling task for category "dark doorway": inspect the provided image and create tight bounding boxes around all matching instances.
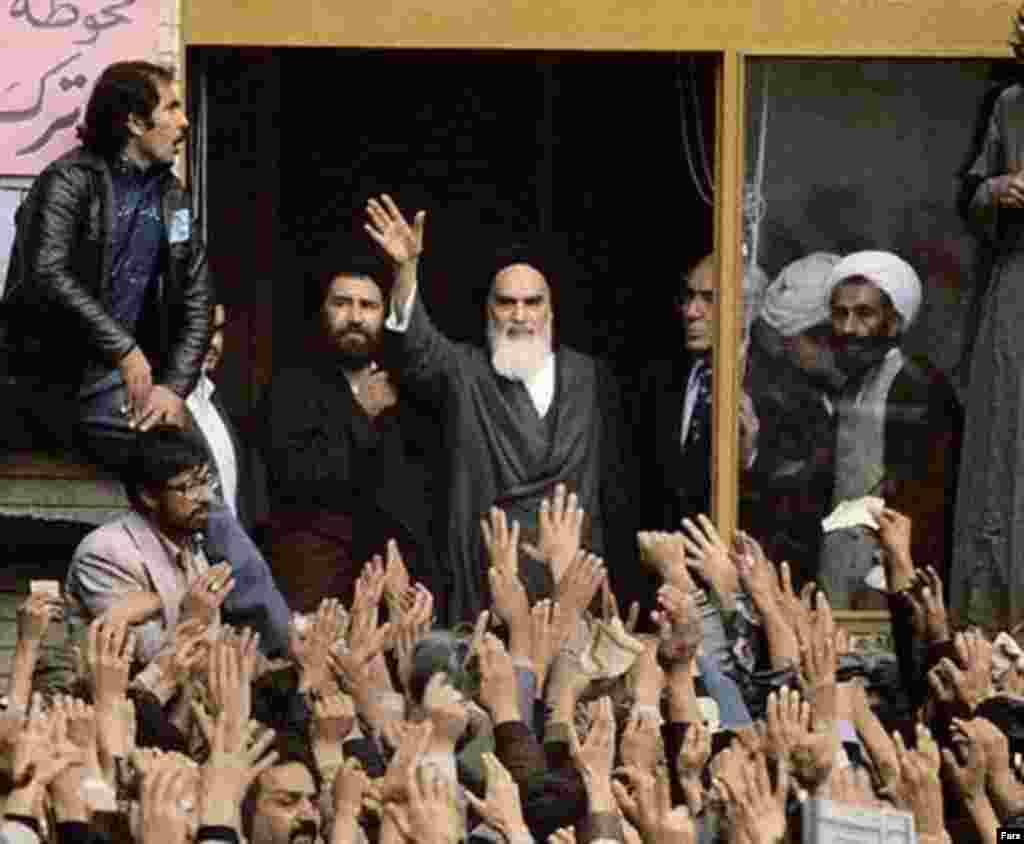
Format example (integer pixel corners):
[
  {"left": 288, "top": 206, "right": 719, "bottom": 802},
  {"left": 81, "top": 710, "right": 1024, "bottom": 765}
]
[{"left": 190, "top": 47, "right": 716, "bottom": 425}]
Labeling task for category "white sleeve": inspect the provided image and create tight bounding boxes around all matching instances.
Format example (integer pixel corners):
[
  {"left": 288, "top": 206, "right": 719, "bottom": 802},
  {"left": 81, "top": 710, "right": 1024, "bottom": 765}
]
[{"left": 385, "top": 285, "right": 418, "bottom": 333}]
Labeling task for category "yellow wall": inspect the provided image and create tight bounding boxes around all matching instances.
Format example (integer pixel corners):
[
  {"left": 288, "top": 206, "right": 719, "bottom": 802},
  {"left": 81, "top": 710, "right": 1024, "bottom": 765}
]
[{"left": 185, "top": 0, "right": 1017, "bottom": 55}]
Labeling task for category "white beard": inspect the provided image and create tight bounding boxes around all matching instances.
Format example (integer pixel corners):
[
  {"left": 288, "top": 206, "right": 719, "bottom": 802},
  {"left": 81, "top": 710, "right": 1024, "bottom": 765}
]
[{"left": 488, "top": 315, "right": 552, "bottom": 381}]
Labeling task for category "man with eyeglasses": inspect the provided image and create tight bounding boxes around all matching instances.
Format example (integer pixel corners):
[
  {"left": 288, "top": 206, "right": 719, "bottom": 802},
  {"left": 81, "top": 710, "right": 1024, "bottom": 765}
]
[
  {"left": 2, "top": 61, "right": 292, "bottom": 655},
  {"left": 65, "top": 426, "right": 237, "bottom": 664}
]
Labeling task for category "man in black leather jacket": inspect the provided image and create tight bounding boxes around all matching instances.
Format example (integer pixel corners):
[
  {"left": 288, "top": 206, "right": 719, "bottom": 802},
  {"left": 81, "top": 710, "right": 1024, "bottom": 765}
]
[
  {"left": 4, "top": 60, "right": 208, "bottom": 445},
  {"left": 1, "top": 61, "right": 293, "bottom": 654}
]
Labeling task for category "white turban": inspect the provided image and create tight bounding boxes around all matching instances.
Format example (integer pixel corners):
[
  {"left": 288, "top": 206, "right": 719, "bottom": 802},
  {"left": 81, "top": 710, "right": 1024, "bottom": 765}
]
[
  {"left": 825, "top": 250, "right": 923, "bottom": 330},
  {"left": 760, "top": 252, "right": 841, "bottom": 337}
]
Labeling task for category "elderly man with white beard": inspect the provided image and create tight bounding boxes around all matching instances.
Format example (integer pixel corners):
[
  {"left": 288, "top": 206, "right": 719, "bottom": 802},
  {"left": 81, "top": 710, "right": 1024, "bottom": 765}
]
[{"left": 364, "top": 195, "right": 632, "bottom": 623}]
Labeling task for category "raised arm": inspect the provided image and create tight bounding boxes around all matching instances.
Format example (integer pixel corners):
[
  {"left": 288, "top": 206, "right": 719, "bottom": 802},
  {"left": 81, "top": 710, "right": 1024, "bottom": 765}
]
[
  {"left": 364, "top": 194, "right": 461, "bottom": 401},
  {"left": 365, "top": 194, "right": 423, "bottom": 318}
]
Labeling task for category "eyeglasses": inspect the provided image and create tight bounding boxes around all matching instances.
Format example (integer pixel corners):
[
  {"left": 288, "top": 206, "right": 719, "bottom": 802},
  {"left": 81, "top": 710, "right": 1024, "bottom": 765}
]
[{"left": 165, "top": 469, "right": 211, "bottom": 500}]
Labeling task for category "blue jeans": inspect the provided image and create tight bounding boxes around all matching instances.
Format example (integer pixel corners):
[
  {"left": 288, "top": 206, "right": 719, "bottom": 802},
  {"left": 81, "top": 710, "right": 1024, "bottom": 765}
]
[{"left": 76, "top": 371, "right": 292, "bottom": 655}]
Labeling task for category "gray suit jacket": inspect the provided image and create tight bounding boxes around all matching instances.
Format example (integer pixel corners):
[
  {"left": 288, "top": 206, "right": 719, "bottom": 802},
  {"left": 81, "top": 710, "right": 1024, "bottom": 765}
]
[{"left": 65, "top": 511, "right": 196, "bottom": 663}]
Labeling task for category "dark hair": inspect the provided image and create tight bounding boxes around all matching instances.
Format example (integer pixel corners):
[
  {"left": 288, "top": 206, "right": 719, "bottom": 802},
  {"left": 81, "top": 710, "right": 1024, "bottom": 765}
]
[
  {"left": 407, "top": 630, "right": 477, "bottom": 705},
  {"left": 241, "top": 730, "right": 321, "bottom": 839},
  {"left": 310, "top": 253, "right": 389, "bottom": 319},
  {"left": 120, "top": 425, "right": 209, "bottom": 502},
  {"left": 77, "top": 61, "right": 174, "bottom": 158}
]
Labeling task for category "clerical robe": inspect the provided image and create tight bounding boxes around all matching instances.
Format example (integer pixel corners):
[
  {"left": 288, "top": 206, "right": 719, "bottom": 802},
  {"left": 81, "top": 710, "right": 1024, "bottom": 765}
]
[{"left": 388, "top": 295, "right": 632, "bottom": 624}]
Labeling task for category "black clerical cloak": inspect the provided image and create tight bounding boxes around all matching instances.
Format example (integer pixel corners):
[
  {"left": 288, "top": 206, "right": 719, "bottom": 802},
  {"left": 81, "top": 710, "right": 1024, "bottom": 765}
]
[{"left": 390, "top": 295, "right": 632, "bottom": 624}]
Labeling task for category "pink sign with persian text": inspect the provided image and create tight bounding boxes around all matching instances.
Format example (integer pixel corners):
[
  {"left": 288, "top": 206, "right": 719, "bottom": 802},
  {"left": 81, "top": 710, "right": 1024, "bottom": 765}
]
[{"left": 0, "top": 0, "right": 161, "bottom": 175}]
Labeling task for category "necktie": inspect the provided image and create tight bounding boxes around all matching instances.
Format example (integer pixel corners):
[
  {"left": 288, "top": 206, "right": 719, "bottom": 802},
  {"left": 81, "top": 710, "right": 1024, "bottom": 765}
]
[{"left": 685, "top": 361, "right": 712, "bottom": 451}]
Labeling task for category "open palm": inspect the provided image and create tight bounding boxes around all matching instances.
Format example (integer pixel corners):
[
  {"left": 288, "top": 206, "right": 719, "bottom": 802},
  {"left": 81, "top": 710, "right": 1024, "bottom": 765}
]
[{"left": 365, "top": 194, "right": 425, "bottom": 264}]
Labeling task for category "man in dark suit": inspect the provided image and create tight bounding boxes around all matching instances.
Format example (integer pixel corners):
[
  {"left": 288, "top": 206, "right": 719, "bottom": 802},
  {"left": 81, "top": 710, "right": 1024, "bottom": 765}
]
[
  {"left": 636, "top": 254, "right": 759, "bottom": 530},
  {"left": 260, "top": 259, "right": 441, "bottom": 614}
]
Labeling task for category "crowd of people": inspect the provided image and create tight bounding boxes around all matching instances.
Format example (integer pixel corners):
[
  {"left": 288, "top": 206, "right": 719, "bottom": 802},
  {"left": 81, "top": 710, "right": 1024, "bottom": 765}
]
[
  {"left": 0, "top": 51, "right": 1023, "bottom": 844},
  {"left": 0, "top": 481, "right": 1021, "bottom": 844}
]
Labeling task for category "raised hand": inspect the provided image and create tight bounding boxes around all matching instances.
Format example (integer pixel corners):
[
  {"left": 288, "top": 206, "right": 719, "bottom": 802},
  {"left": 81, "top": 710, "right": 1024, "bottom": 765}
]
[
  {"left": 195, "top": 711, "right": 278, "bottom": 831},
  {"left": 293, "top": 597, "right": 348, "bottom": 694},
  {"left": 180, "top": 561, "right": 234, "bottom": 625},
  {"left": 87, "top": 618, "right": 135, "bottom": 706},
  {"left": 11, "top": 698, "right": 82, "bottom": 792},
  {"left": 796, "top": 591, "right": 838, "bottom": 728},
  {"left": 872, "top": 506, "right": 915, "bottom": 593},
  {"left": 464, "top": 753, "right": 531, "bottom": 840},
  {"left": 89, "top": 620, "right": 138, "bottom": 777},
  {"left": 628, "top": 638, "right": 666, "bottom": 708},
  {"left": 332, "top": 756, "right": 373, "bottom": 823},
  {"left": 776, "top": 562, "right": 815, "bottom": 647},
  {"left": 732, "top": 529, "right": 778, "bottom": 606},
  {"left": 902, "top": 566, "right": 950, "bottom": 644},
  {"left": 637, "top": 531, "right": 695, "bottom": 592},
  {"left": 383, "top": 538, "right": 412, "bottom": 609},
  {"left": 677, "top": 719, "right": 712, "bottom": 780},
  {"left": 569, "top": 696, "right": 617, "bottom": 810},
  {"left": 205, "top": 632, "right": 257, "bottom": 749},
  {"left": 763, "top": 686, "right": 810, "bottom": 764},
  {"left": 522, "top": 483, "right": 585, "bottom": 584},
  {"left": 556, "top": 550, "right": 606, "bottom": 626},
  {"left": 386, "top": 761, "right": 459, "bottom": 844},
  {"left": 888, "top": 725, "right": 946, "bottom": 838},
  {"left": 365, "top": 195, "right": 425, "bottom": 267},
  {"left": 312, "top": 691, "right": 357, "bottom": 750},
  {"left": 481, "top": 506, "right": 521, "bottom": 575},
  {"left": 378, "top": 720, "right": 433, "bottom": 802},
  {"left": 476, "top": 633, "right": 521, "bottom": 725},
  {"left": 487, "top": 562, "right": 531, "bottom": 631},
  {"left": 613, "top": 765, "right": 696, "bottom": 844},
  {"left": 943, "top": 631, "right": 994, "bottom": 713},
  {"left": 351, "top": 556, "right": 386, "bottom": 640},
  {"left": 528, "top": 598, "right": 569, "bottom": 690},
  {"left": 52, "top": 695, "right": 102, "bottom": 774},
  {"left": 717, "top": 751, "right": 788, "bottom": 844},
  {"left": 653, "top": 584, "right": 703, "bottom": 667},
  {"left": 393, "top": 583, "right": 434, "bottom": 692},
  {"left": 680, "top": 515, "right": 740, "bottom": 606},
  {"left": 151, "top": 617, "right": 211, "bottom": 694},
  {"left": 139, "top": 761, "right": 196, "bottom": 844},
  {"left": 940, "top": 718, "right": 989, "bottom": 808},
  {"left": 619, "top": 707, "right": 664, "bottom": 775}
]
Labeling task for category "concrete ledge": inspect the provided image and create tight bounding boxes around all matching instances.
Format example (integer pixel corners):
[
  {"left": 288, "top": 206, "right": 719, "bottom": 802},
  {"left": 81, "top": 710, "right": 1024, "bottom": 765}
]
[{"left": 0, "top": 452, "right": 128, "bottom": 525}]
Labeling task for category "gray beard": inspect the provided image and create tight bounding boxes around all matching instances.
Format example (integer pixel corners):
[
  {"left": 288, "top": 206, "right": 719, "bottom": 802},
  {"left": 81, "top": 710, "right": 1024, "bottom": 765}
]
[{"left": 488, "top": 318, "right": 552, "bottom": 381}]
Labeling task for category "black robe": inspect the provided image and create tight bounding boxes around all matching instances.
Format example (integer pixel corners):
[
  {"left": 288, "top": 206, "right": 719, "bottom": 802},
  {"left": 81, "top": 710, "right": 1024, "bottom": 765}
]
[
  {"left": 389, "top": 296, "right": 633, "bottom": 624},
  {"left": 259, "top": 357, "right": 442, "bottom": 612}
]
